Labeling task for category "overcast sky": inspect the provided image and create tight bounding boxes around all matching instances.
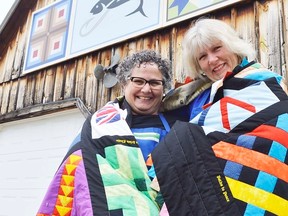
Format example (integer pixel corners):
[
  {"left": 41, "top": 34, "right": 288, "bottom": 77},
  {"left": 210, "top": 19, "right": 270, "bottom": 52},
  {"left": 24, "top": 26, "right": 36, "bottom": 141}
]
[{"left": 0, "top": 0, "right": 15, "bottom": 25}]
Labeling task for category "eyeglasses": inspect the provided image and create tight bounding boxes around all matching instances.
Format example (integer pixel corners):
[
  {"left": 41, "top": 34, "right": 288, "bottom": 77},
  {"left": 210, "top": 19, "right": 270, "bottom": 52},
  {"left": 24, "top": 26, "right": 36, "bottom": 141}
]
[{"left": 128, "top": 77, "right": 164, "bottom": 89}]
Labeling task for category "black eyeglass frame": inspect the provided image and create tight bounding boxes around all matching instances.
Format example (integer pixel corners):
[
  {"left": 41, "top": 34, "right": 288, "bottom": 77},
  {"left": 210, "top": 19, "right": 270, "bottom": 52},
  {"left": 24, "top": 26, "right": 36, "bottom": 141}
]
[{"left": 128, "top": 76, "right": 165, "bottom": 89}]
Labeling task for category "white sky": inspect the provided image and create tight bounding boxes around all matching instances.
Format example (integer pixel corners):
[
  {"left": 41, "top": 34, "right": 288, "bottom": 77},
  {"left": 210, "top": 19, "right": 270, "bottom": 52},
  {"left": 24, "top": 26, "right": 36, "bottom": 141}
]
[{"left": 0, "top": 0, "right": 16, "bottom": 26}]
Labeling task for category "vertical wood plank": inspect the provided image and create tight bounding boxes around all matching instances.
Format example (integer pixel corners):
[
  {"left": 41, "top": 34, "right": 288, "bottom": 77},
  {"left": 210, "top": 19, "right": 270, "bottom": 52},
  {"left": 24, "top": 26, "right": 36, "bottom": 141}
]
[
  {"left": 234, "top": 5, "right": 256, "bottom": 48},
  {"left": 34, "top": 72, "right": 46, "bottom": 104},
  {"left": 257, "top": 0, "right": 282, "bottom": 73},
  {"left": 7, "top": 81, "right": 19, "bottom": 112},
  {"left": 98, "top": 49, "right": 111, "bottom": 108},
  {"left": 85, "top": 54, "right": 97, "bottom": 112},
  {"left": 0, "top": 83, "right": 11, "bottom": 114},
  {"left": 143, "top": 34, "right": 156, "bottom": 50},
  {"left": 24, "top": 74, "right": 36, "bottom": 106},
  {"left": 128, "top": 40, "right": 137, "bottom": 55},
  {"left": 279, "top": 0, "right": 288, "bottom": 78},
  {"left": 13, "top": 24, "right": 29, "bottom": 79},
  {"left": 157, "top": 28, "right": 173, "bottom": 87},
  {"left": 43, "top": 68, "right": 56, "bottom": 103},
  {"left": 173, "top": 25, "right": 188, "bottom": 83},
  {"left": 64, "top": 61, "right": 77, "bottom": 99},
  {"left": 75, "top": 57, "right": 87, "bottom": 101},
  {"left": 53, "top": 65, "right": 65, "bottom": 101},
  {"left": 135, "top": 37, "right": 144, "bottom": 51},
  {"left": 0, "top": 84, "right": 3, "bottom": 113},
  {"left": 0, "top": 55, "right": 7, "bottom": 83},
  {"left": 170, "top": 26, "right": 186, "bottom": 83},
  {"left": 3, "top": 43, "right": 15, "bottom": 82},
  {"left": 158, "top": 28, "right": 171, "bottom": 60},
  {"left": 16, "top": 78, "right": 27, "bottom": 110}
]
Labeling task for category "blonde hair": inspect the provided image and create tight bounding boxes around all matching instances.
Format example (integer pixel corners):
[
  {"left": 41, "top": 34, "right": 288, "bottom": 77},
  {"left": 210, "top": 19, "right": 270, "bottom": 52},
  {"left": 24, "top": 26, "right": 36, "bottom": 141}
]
[{"left": 182, "top": 18, "right": 256, "bottom": 80}]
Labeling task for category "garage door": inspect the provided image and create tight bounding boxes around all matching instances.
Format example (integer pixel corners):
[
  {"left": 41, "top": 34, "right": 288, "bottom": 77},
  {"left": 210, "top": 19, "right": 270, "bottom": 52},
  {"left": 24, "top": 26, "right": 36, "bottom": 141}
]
[{"left": 0, "top": 109, "right": 86, "bottom": 216}]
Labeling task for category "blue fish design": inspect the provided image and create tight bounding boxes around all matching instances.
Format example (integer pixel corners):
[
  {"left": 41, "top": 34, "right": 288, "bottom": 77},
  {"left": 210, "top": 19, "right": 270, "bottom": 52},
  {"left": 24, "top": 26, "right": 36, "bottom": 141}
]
[
  {"left": 90, "top": 0, "right": 146, "bottom": 17},
  {"left": 126, "top": 0, "right": 146, "bottom": 17}
]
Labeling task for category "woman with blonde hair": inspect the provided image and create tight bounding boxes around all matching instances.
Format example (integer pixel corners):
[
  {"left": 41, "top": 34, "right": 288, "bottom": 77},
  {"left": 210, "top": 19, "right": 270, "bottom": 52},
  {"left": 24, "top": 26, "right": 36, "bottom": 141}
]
[{"left": 154, "top": 18, "right": 288, "bottom": 216}]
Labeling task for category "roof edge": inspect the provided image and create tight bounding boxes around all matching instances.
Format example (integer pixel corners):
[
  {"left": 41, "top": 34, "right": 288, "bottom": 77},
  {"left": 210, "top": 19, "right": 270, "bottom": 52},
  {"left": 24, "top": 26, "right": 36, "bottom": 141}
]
[{"left": 0, "top": 0, "right": 22, "bottom": 34}]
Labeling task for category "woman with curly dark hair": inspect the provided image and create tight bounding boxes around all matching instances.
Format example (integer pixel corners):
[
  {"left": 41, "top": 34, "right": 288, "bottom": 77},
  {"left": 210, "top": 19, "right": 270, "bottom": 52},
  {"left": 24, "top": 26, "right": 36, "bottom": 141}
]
[{"left": 37, "top": 50, "right": 186, "bottom": 216}]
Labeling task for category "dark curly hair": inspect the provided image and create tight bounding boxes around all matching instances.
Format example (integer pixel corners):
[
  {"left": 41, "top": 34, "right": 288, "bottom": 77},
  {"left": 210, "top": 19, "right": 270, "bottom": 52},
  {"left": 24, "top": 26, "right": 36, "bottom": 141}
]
[{"left": 116, "top": 50, "right": 172, "bottom": 91}]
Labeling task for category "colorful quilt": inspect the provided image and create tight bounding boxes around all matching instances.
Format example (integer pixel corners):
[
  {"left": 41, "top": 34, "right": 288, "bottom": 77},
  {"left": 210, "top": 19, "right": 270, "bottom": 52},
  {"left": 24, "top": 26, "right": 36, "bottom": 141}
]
[
  {"left": 37, "top": 102, "right": 159, "bottom": 216},
  {"left": 152, "top": 62, "right": 288, "bottom": 215}
]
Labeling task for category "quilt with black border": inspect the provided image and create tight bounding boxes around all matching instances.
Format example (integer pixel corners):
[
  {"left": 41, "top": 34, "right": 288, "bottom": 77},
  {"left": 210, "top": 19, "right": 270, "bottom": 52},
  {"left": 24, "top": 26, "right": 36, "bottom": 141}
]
[
  {"left": 37, "top": 102, "right": 159, "bottom": 216},
  {"left": 153, "top": 63, "right": 288, "bottom": 216}
]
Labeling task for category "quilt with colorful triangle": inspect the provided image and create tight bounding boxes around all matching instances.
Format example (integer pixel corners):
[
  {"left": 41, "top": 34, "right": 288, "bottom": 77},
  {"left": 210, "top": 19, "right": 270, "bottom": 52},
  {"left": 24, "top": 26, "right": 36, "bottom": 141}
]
[
  {"left": 37, "top": 102, "right": 159, "bottom": 216},
  {"left": 152, "top": 62, "right": 288, "bottom": 216}
]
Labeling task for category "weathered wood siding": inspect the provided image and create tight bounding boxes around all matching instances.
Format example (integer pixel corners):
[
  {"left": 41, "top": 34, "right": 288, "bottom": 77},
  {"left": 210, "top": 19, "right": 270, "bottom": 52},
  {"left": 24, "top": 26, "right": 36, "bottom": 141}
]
[{"left": 0, "top": 0, "right": 287, "bottom": 122}]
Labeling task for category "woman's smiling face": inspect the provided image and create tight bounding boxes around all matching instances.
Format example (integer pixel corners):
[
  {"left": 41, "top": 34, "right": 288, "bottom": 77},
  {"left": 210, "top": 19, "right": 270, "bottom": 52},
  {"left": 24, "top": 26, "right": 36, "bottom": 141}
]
[
  {"left": 197, "top": 42, "right": 239, "bottom": 81},
  {"left": 124, "top": 63, "right": 164, "bottom": 115}
]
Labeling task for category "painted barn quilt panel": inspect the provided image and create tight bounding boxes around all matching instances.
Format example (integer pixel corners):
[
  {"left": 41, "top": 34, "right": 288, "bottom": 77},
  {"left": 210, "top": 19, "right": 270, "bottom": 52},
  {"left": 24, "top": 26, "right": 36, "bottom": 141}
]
[
  {"left": 166, "top": 0, "right": 242, "bottom": 23},
  {"left": 24, "top": 0, "right": 72, "bottom": 71},
  {"left": 70, "top": 0, "right": 161, "bottom": 55},
  {"left": 23, "top": 0, "right": 246, "bottom": 73}
]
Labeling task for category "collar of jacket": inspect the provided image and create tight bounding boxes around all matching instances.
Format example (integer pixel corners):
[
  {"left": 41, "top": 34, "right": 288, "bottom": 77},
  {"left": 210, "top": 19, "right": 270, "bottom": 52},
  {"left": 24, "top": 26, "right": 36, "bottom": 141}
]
[{"left": 160, "top": 77, "right": 212, "bottom": 112}]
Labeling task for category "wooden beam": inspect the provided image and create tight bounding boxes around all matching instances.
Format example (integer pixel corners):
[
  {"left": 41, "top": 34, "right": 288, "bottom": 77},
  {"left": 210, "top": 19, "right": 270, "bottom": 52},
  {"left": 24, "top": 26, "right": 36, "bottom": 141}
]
[{"left": 0, "top": 98, "right": 91, "bottom": 124}]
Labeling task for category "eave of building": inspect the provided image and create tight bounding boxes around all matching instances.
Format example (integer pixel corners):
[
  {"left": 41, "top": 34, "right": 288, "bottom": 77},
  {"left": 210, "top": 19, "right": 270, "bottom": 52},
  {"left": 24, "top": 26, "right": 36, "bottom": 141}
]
[{"left": 0, "top": 0, "right": 38, "bottom": 57}]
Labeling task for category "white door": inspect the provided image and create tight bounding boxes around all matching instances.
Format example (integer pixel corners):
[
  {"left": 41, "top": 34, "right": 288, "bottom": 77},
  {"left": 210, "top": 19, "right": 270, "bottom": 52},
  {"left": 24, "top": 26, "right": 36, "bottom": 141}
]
[{"left": 0, "top": 109, "right": 86, "bottom": 216}]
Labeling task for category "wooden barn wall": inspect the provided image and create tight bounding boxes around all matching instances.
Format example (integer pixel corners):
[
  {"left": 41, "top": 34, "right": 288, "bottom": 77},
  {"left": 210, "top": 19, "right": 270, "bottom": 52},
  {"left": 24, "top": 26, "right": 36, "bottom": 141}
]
[{"left": 0, "top": 0, "right": 287, "bottom": 123}]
